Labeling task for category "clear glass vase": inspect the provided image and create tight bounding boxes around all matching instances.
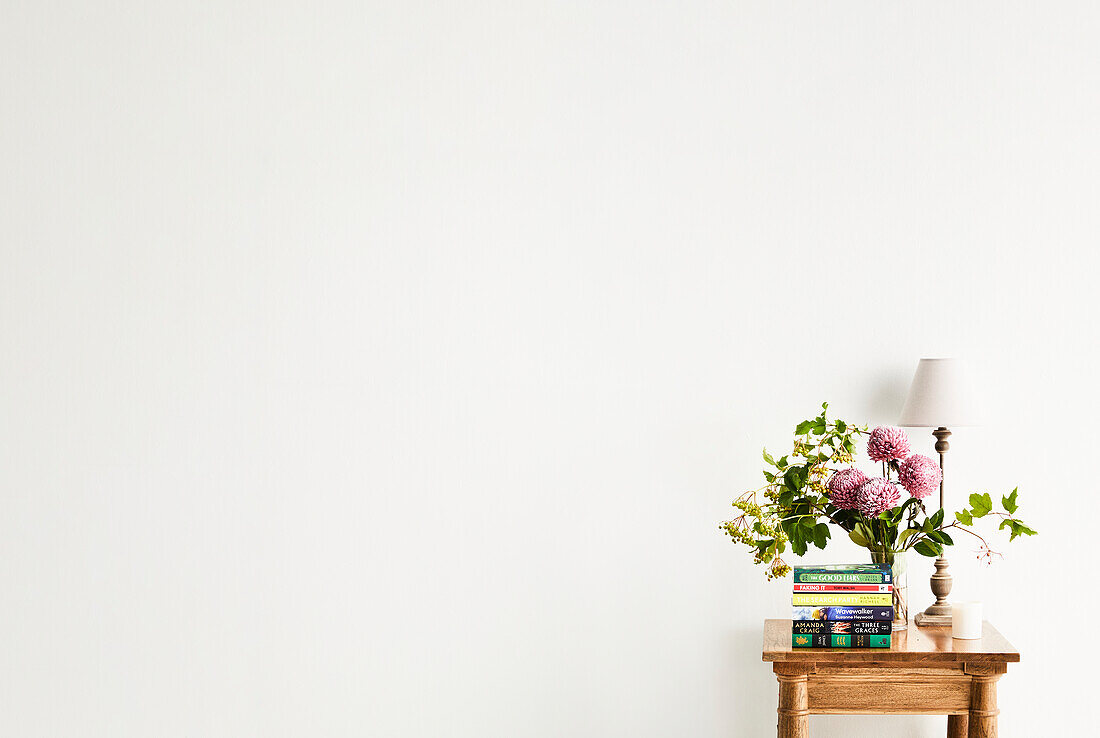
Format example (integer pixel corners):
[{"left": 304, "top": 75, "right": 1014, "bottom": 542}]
[{"left": 870, "top": 549, "right": 908, "bottom": 632}]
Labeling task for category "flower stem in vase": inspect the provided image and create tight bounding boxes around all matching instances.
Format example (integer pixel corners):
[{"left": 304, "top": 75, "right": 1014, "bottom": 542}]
[{"left": 871, "top": 549, "right": 908, "bottom": 632}]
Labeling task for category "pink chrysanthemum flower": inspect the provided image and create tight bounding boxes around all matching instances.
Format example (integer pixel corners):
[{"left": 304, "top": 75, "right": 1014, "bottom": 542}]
[
  {"left": 826, "top": 467, "right": 868, "bottom": 510},
  {"left": 898, "top": 454, "right": 942, "bottom": 500},
  {"left": 856, "top": 478, "right": 902, "bottom": 517},
  {"left": 867, "top": 426, "right": 912, "bottom": 462}
]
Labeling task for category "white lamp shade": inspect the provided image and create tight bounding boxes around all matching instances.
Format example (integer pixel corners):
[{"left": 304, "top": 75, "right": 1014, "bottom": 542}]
[{"left": 898, "top": 358, "right": 982, "bottom": 428}]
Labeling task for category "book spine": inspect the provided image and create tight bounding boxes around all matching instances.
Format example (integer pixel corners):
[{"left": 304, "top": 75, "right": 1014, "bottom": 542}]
[
  {"left": 850, "top": 620, "right": 894, "bottom": 635},
  {"left": 831, "top": 634, "right": 892, "bottom": 648},
  {"left": 793, "top": 571, "right": 892, "bottom": 584},
  {"left": 791, "top": 633, "right": 892, "bottom": 648},
  {"left": 793, "top": 593, "right": 893, "bottom": 606},
  {"left": 793, "top": 564, "right": 891, "bottom": 572},
  {"left": 792, "top": 606, "right": 894, "bottom": 621},
  {"left": 792, "top": 633, "right": 830, "bottom": 647},
  {"left": 792, "top": 583, "right": 892, "bottom": 593},
  {"left": 792, "top": 620, "right": 893, "bottom": 635}
]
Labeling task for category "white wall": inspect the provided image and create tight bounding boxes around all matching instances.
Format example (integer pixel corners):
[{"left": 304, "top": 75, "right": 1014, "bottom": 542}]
[{"left": 2, "top": 2, "right": 1096, "bottom": 736}]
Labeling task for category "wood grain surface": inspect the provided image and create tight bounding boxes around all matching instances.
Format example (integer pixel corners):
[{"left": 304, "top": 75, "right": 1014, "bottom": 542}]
[{"left": 763, "top": 619, "right": 1019, "bottom": 664}]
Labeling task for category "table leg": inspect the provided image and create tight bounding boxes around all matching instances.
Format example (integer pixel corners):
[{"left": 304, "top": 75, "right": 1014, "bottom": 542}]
[
  {"left": 967, "top": 675, "right": 999, "bottom": 737},
  {"left": 964, "top": 663, "right": 1005, "bottom": 738},
  {"left": 948, "top": 714, "right": 967, "bottom": 737},
  {"left": 774, "top": 665, "right": 809, "bottom": 738}
]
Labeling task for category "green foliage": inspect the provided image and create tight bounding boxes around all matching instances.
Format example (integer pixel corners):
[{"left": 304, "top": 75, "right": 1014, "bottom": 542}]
[
  {"left": 719, "top": 403, "right": 865, "bottom": 578},
  {"left": 913, "top": 539, "right": 943, "bottom": 557},
  {"left": 947, "top": 487, "right": 1034, "bottom": 543},
  {"left": 720, "top": 404, "right": 1038, "bottom": 577},
  {"left": 968, "top": 492, "right": 993, "bottom": 518},
  {"left": 998, "top": 518, "right": 1037, "bottom": 542}
]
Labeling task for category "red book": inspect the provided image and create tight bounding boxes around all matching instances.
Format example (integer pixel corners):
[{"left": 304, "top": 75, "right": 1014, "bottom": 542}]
[{"left": 791, "top": 583, "right": 893, "bottom": 593}]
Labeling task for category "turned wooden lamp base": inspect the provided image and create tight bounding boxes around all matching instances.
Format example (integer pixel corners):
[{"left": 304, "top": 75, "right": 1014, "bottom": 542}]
[
  {"left": 915, "top": 555, "right": 954, "bottom": 627},
  {"left": 915, "top": 428, "right": 956, "bottom": 628},
  {"left": 914, "top": 609, "right": 953, "bottom": 627}
]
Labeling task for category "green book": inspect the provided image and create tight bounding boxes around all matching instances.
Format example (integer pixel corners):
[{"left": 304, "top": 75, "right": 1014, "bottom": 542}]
[
  {"left": 792, "top": 564, "right": 892, "bottom": 584},
  {"left": 792, "top": 633, "right": 892, "bottom": 648}
]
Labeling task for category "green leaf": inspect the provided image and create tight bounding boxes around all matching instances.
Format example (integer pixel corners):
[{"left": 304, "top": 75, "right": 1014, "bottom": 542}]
[
  {"left": 1002, "top": 488, "right": 1019, "bottom": 514},
  {"left": 812, "top": 419, "right": 826, "bottom": 435},
  {"left": 928, "top": 530, "right": 953, "bottom": 546},
  {"left": 899, "top": 528, "right": 920, "bottom": 544},
  {"left": 955, "top": 509, "right": 973, "bottom": 526},
  {"left": 763, "top": 448, "right": 775, "bottom": 466},
  {"left": 783, "top": 467, "right": 804, "bottom": 493},
  {"left": 930, "top": 509, "right": 945, "bottom": 529},
  {"left": 763, "top": 471, "right": 776, "bottom": 483},
  {"left": 821, "top": 401, "right": 829, "bottom": 411},
  {"left": 812, "top": 523, "right": 830, "bottom": 549},
  {"left": 969, "top": 492, "right": 993, "bottom": 517},
  {"left": 913, "top": 540, "right": 943, "bottom": 557},
  {"left": 849, "top": 529, "right": 870, "bottom": 547},
  {"left": 795, "top": 420, "right": 814, "bottom": 436},
  {"left": 855, "top": 522, "right": 874, "bottom": 546},
  {"left": 999, "top": 518, "right": 1038, "bottom": 542},
  {"left": 836, "top": 419, "right": 846, "bottom": 433},
  {"left": 777, "top": 456, "right": 788, "bottom": 469}
]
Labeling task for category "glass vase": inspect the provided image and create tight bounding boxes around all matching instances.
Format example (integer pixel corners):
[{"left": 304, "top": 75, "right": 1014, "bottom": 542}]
[{"left": 870, "top": 549, "right": 908, "bottom": 632}]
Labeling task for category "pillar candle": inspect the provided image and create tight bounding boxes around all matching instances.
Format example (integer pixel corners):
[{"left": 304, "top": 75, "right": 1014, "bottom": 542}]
[{"left": 951, "top": 601, "right": 983, "bottom": 639}]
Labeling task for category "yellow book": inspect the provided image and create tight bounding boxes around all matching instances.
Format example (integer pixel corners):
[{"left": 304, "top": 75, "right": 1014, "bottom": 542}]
[{"left": 792, "top": 593, "right": 893, "bottom": 606}]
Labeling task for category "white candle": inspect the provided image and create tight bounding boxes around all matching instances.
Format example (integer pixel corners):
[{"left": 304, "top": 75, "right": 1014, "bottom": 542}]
[{"left": 952, "top": 601, "right": 983, "bottom": 640}]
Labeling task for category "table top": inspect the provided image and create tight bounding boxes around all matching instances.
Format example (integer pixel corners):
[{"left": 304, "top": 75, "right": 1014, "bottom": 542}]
[{"left": 762, "top": 619, "right": 1020, "bottom": 664}]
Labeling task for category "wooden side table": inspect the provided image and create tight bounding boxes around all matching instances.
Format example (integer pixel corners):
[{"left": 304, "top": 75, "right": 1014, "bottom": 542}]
[{"left": 762, "top": 619, "right": 1019, "bottom": 738}]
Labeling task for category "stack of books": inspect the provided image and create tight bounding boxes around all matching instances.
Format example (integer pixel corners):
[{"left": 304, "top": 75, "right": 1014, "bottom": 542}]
[{"left": 791, "top": 564, "right": 894, "bottom": 648}]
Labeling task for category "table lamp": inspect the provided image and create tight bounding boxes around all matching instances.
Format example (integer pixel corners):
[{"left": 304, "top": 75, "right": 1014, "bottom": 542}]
[{"left": 898, "top": 358, "right": 981, "bottom": 627}]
